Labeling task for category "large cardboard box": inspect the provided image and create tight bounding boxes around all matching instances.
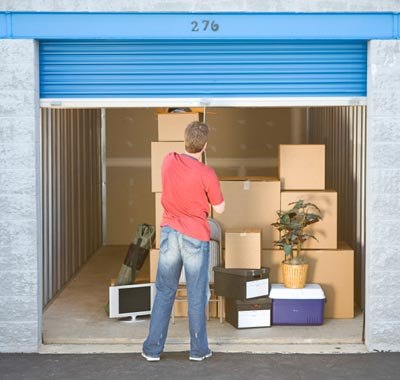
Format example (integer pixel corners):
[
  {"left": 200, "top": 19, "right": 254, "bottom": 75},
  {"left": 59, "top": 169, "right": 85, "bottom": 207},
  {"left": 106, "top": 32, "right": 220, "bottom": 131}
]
[
  {"left": 225, "top": 229, "right": 262, "bottom": 269},
  {"left": 281, "top": 190, "right": 337, "bottom": 249},
  {"left": 279, "top": 144, "right": 325, "bottom": 190},
  {"left": 213, "top": 177, "right": 281, "bottom": 249},
  {"left": 262, "top": 242, "right": 354, "bottom": 318},
  {"left": 151, "top": 141, "right": 185, "bottom": 192},
  {"left": 158, "top": 113, "right": 202, "bottom": 141}
]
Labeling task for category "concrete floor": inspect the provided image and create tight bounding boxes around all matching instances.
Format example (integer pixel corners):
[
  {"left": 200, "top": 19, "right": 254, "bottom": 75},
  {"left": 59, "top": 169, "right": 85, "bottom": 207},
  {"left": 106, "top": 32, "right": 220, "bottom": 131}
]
[{"left": 42, "top": 246, "right": 365, "bottom": 354}]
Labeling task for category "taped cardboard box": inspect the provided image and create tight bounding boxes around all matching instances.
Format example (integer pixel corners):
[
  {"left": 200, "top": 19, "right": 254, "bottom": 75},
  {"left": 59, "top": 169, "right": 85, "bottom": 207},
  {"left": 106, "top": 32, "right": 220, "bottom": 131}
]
[
  {"left": 213, "top": 177, "right": 280, "bottom": 249},
  {"left": 225, "top": 229, "right": 262, "bottom": 269},
  {"left": 281, "top": 190, "right": 337, "bottom": 249},
  {"left": 279, "top": 144, "right": 325, "bottom": 190},
  {"left": 158, "top": 112, "right": 203, "bottom": 141},
  {"left": 261, "top": 242, "right": 354, "bottom": 318},
  {"left": 151, "top": 141, "right": 185, "bottom": 192}
]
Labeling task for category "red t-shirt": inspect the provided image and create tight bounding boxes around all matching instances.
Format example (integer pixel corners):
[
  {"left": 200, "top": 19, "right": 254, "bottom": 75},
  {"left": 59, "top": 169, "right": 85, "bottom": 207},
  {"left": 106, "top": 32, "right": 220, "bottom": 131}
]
[{"left": 160, "top": 152, "right": 224, "bottom": 241}]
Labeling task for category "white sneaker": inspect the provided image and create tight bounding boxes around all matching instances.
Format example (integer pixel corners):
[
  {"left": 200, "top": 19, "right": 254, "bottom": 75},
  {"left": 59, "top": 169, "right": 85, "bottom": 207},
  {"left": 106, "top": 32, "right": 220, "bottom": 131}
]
[
  {"left": 141, "top": 352, "right": 160, "bottom": 362},
  {"left": 189, "top": 351, "right": 213, "bottom": 361}
]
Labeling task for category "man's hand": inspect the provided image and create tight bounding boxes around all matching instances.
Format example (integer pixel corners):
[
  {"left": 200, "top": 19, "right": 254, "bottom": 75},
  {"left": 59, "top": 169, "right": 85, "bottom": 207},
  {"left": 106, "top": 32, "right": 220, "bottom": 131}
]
[{"left": 212, "top": 201, "right": 225, "bottom": 214}]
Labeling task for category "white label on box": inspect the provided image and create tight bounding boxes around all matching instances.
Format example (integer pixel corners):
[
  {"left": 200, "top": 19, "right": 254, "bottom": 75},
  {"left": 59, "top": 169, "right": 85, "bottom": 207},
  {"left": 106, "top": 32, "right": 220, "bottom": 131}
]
[
  {"left": 243, "top": 180, "right": 250, "bottom": 190},
  {"left": 246, "top": 278, "right": 269, "bottom": 298},
  {"left": 238, "top": 310, "right": 271, "bottom": 328}
]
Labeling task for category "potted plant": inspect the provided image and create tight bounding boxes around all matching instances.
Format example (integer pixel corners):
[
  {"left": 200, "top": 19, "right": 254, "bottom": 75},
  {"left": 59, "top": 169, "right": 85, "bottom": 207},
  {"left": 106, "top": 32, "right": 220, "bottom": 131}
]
[{"left": 271, "top": 200, "right": 322, "bottom": 289}]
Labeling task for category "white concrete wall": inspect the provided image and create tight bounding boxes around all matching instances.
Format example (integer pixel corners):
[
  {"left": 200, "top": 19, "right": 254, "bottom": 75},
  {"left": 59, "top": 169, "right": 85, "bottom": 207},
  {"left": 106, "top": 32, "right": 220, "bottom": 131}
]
[
  {"left": 0, "top": 39, "right": 41, "bottom": 352},
  {"left": 1, "top": 0, "right": 400, "bottom": 12},
  {"left": 366, "top": 40, "right": 400, "bottom": 352}
]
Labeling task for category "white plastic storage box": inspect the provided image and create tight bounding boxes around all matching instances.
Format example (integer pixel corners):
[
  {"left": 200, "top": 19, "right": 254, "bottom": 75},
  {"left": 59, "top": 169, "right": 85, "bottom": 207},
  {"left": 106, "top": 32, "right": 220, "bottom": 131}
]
[
  {"left": 225, "top": 297, "right": 272, "bottom": 329},
  {"left": 269, "top": 284, "right": 326, "bottom": 325}
]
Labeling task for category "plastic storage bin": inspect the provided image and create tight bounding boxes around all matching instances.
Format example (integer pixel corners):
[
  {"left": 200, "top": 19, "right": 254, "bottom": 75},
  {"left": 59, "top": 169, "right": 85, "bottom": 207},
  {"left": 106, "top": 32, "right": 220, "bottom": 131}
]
[
  {"left": 225, "top": 297, "right": 272, "bottom": 329},
  {"left": 269, "top": 284, "right": 325, "bottom": 325},
  {"left": 213, "top": 267, "right": 270, "bottom": 300}
]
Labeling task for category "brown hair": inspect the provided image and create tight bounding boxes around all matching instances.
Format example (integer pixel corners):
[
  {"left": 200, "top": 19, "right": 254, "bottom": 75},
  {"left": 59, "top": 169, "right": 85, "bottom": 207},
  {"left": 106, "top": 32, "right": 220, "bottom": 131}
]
[{"left": 184, "top": 121, "right": 209, "bottom": 153}]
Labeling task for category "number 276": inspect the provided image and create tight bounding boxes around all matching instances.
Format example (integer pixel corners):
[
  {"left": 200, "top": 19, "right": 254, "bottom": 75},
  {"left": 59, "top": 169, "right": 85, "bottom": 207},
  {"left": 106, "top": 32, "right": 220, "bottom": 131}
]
[{"left": 191, "top": 20, "right": 219, "bottom": 32}]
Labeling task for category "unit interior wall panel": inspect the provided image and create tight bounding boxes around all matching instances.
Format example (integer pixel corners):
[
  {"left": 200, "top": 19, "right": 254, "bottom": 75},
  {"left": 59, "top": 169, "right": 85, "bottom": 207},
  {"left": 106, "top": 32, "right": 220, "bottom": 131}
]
[
  {"left": 308, "top": 106, "right": 366, "bottom": 308},
  {"left": 41, "top": 108, "right": 102, "bottom": 307}
]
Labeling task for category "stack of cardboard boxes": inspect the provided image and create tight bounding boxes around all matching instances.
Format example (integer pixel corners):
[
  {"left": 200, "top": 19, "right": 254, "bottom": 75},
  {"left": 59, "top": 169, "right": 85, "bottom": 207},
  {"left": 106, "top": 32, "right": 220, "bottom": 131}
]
[
  {"left": 212, "top": 177, "right": 280, "bottom": 328},
  {"left": 265, "top": 145, "right": 354, "bottom": 319},
  {"left": 149, "top": 112, "right": 218, "bottom": 318},
  {"left": 150, "top": 127, "right": 354, "bottom": 320}
]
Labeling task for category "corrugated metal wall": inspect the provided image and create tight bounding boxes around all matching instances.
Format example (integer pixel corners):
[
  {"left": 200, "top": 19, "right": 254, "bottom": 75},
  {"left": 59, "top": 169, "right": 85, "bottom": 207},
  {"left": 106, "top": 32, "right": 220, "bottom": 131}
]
[
  {"left": 308, "top": 106, "right": 366, "bottom": 307},
  {"left": 41, "top": 108, "right": 103, "bottom": 307}
]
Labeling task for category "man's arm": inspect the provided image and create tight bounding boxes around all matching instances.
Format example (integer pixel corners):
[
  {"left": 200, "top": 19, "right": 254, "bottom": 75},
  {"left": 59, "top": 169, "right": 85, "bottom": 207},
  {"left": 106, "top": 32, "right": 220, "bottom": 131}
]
[{"left": 212, "top": 200, "right": 225, "bottom": 214}]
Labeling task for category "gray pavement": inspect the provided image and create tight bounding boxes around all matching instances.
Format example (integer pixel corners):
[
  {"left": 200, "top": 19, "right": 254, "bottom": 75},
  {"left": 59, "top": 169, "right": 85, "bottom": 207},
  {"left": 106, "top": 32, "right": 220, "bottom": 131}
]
[{"left": 1, "top": 352, "right": 400, "bottom": 380}]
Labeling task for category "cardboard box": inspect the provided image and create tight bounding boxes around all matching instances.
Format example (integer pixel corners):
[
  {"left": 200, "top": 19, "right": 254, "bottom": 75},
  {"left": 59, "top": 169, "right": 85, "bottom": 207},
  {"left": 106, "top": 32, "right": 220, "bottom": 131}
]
[
  {"left": 150, "top": 249, "right": 159, "bottom": 282},
  {"left": 174, "top": 287, "right": 218, "bottom": 318},
  {"left": 213, "top": 177, "right": 281, "bottom": 249},
  {"left": 279, "top": 144, "right": 325, "bottom": 190},
  {"left": 225, "top": 229, "right": 262, "bottom": 269},
  {"left": 261, "top": 242, "right": 354, "bottom": 318},
  {"left": 281, "top": 190, "right": 337, "bottom": 249},
  {"left": 155, "top": 193, "right": 163, "bottom": 248},
  {"left": 158, "top": 113, "right": 203, "bottom": 141},
  {"left": 151, "top": 142, "right": 185, "bottom": 192}
]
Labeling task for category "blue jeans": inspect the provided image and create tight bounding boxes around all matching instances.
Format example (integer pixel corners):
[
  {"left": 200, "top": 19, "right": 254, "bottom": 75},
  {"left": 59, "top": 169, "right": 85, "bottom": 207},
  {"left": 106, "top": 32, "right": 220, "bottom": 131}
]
[{"left": 143, "top": 226, "right": 210, "bottom": 358}]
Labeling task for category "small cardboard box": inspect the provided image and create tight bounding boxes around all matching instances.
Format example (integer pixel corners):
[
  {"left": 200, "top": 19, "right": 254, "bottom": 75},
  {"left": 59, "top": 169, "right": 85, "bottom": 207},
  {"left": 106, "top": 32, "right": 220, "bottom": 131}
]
[
  {"left": 213, "top": 177, "right": 281, "bottom": 249},
  {"left": 225, "top": 229, "right": 262, "bottom": 269},
  {"left": 158, "top": 113, "right": 202, "bottom": 141},
  {"left": 279, "top": 144, "right": 325, "bottom": 190},
  {"left": 262, "top": 242, "right": 354, "bottom": 318},
  {"left": 174, "top": 287, "right": 218, "bottom": 318},
  {"left": 151, "top": 141, "right": 185, "bottom": 192},
  {"left": 281, "top": 190, "right": 337, "bottom": 249}
]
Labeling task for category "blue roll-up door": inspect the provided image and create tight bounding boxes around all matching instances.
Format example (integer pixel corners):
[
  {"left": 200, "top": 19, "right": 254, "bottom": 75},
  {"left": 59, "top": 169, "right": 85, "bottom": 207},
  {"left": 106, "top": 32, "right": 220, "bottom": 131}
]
[{"left": 39, "top": 40, "right": 367, "bottom": 99}]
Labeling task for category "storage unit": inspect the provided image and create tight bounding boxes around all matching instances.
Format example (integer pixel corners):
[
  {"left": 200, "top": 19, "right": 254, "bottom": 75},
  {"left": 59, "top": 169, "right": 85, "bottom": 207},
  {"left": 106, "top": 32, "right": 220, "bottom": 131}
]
[
  {"left": 280, "top": 190, "right": 338, "bottom": 249},
  {"left": 213, "top": 177, "right": 281, "bottom": 249},
  {"left": 279, "top": 145, "right": 325, "bottom": 190},
  {"left": 151, "top": 141, "right": 186, "bottom": 192},
  {"left": 225, "top": 297, "right": 272, "bottom": 329},
  {"left": 158, "top": 112, "right": 202, "bottom": 141},
  {"left": 262, "top": 242, "right": 354, "bottom": 318},
  {"left": 269, "top": 284, "right": 325, "bottom": 325},
  {"left": 225, "top": 229, "right": 262, "bottom": 269},
  {"left": 214, "top": 267, "right": 270, "bottom": 300}
]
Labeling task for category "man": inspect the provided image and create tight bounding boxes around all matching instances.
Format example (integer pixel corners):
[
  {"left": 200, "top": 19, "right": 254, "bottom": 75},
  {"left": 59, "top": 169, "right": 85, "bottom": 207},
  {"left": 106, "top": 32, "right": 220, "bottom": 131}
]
[{"left": 142, "top": 121, "right": 225, "bottom": 362}]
